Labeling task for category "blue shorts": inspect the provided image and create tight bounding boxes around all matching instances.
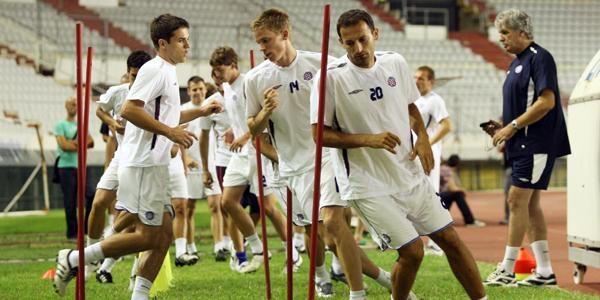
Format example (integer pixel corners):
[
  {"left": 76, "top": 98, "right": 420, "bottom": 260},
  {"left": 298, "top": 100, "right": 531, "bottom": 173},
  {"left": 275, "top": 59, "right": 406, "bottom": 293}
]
[
  {"left": 510, "top": 154, "right": 555, "bottom": 190},
  {"left": 240, "top": 185, "right": 260, "bottom": 214}
]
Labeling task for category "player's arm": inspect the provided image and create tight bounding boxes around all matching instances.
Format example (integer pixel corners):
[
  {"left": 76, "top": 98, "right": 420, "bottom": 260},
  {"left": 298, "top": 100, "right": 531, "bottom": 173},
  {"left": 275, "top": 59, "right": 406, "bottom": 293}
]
[
  {"left": 96, "top": 107, "right": 124, "bottom": 135},
  {"left": 247, "top": 87, "right": 279, "bottom": 137},
  {"left": 313, "top": 125, "right": 402, "bottom": 154},
  {"left": 429, "top": 117, "right": 451, "bottom": 146},
  {"left": 408, "top": 103, "right": 433, "bottom": 174},
  {"left": 258, "top": 133, "right": 278, "bottom": 163},
  {"left": 121, "top": 99, "right": 195, "bottom": 148},
  {"left": 492, "top": 89, "right": 555, "bottom": 146},
  {"left": 199, "top": 128, "right": 215, "bottom": 188},
  {"left": 180, "top": 100, "right": 223, "bottom": 124}
]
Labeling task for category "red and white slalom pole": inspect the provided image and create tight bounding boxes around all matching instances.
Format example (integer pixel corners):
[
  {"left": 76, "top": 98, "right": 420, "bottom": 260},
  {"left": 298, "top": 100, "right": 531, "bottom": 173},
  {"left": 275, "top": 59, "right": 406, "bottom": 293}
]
[
  {"left": 308, "top": 4, "right": 331, "bottom": 300},
  {"left": 249, "top": 49, "right": 272, "bottom": 300},
  {"left": 75, "top": 22, "right": 92, "bottom": 300}
]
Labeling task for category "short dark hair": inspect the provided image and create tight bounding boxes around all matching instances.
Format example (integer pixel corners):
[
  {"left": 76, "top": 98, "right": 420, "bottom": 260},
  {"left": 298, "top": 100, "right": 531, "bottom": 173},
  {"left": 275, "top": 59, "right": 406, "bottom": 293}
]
[
  {"left": 150, "top": 14, "right": 189, "bottom": 49},
  {"left": 127, "top": 50, "right": 152, "bottom": 70},
  {"left": 417, "top": 65, "right": 435, "bottom": 81},
  {"left": 187, "top": 76, "right": 205, "bottom": 87},
  {"left": 209, "top": 46, "right": 239, "bottom": 68},
  {"left": 336, "top": 9, "right": 375, "bottom": 39},
  {"left": 447, "top": 154, "right": 460, "bottom": 167}
]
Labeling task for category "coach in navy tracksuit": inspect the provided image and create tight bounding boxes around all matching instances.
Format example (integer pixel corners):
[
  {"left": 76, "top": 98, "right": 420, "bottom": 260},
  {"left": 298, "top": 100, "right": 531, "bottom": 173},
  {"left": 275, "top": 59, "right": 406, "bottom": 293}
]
[{"left": 481, "top": 8, "right": 570, "bottom": 287}]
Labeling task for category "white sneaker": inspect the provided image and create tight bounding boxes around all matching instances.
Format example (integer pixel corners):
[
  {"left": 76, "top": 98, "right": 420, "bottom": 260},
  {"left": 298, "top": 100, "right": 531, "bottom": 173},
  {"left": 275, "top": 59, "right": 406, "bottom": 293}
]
[
  {"left": 466, "top": 220, "right": 487, "bottom": 228},
  {"left": 282, "top": 255, "right": 303, "bottom": 274},
  {"left": 484, "top": 263, "right": 517, "bottom": 286},
  {"left": 238, "top": 255, "right": 264, "bottom": 273},
  {"left": 53, "top": 249, "right": 77, "bottom": 296},
  {"left": 84, "top": 260, "right": 100, "bottom": 282}
]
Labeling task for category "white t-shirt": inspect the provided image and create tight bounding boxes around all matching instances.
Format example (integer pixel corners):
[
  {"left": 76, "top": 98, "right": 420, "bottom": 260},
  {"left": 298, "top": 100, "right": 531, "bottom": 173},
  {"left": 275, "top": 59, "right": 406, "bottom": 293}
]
[
  {"left": 198, "top": 92, "right": 232, "bottom": 167},
  {"left": 97, "top": 82, "right": 128, "bottom": 156},
  {"left": 223, "top": 74, "right": 252, "bottom": 156},
  {"left": 310, "top": 52, "right": 423, "bottom": 200},
  {"left": 245, "top": 50, "right": 335, "bottom": 177},
  {"left": 413, "top": 91, "right": 449, "bottom": 191},
  {"left": 119, "top": 56, "right": 181, "bottom": 167}
]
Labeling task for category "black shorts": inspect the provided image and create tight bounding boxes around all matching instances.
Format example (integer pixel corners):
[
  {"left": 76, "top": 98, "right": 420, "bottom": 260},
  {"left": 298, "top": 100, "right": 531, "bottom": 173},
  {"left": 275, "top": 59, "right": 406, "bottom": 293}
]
[{"left": 510, "top": 154, "right": 555, "bottom": 190}]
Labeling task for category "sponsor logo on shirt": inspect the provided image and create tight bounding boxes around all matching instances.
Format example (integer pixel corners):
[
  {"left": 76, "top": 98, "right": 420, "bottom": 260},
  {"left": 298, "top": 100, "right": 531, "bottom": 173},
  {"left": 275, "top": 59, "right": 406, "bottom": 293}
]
[{"left": 348, "top": 89, "right": 363, "bottom": 95}]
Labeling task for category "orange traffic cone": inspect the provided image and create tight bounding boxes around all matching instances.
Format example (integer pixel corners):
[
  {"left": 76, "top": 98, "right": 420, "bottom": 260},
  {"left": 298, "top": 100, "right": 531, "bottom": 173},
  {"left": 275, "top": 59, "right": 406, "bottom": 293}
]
[
  {"left": 42, "top": 268, "right": 56, "bottom": 280},
  {"left": 514, "top": 247, "right": 536, "bottom": 280}
]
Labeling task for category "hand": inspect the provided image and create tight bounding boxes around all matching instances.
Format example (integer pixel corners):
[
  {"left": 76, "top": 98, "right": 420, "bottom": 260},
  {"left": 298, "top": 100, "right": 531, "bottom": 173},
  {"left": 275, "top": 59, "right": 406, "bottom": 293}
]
[
  {"left": 367, "top": 132, "right": 401, "bottom": 154},
  {"left": 200, "top": 100, "right": 223, "bottom": 116},
  {"left": 410, "top": 136, "right": 434, "bottom": 175},
  {"left": 229, "top": 135, "right": 248, "bottom": 152},
  {"left": 223, "top": 128, "right": 234, "bottom": 145},
  {"left": 186, "top": 158, "right": 198, "bottom": 169},
  {"left": 492, "top": 125, "right": 517, "bottom": 146},
  {"left": 480, "top": 119, "right": 502, "bottom": 137},
  {"left": 262, "top": 87, "right": 280, "bottom": 114},
  {"left": 109, "top": 120, "right": 125, "bottom": 135},
  {"left": 202, "top": 172, "right": 213, "bottom": 188},
  {"left": 166, "top": 124, "right": 196, "bottom": 148},
  {"left": 170, "top": 144, "right": 180, "bottom": 158}
]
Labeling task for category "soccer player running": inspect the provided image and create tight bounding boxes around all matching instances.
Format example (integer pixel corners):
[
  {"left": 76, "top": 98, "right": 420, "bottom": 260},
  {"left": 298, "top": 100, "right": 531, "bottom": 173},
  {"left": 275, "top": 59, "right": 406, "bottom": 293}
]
[
  {"left": 482, "top": 8, "right": 570, "bottom": 287},
  {"left": 310, "top": 9, "right": 487, "bottom": 300},
  {"left": 246, "top": 8, "right": 392, "bottom": 299},
  {"left": 52, "top": 14, "right": 222, "bottom": 299},
  {"left": 90, "top": 50, "right": 152, "bottom": 283},
  {"left": 209, "top": 46, "right": 298, "bottom": 274}
]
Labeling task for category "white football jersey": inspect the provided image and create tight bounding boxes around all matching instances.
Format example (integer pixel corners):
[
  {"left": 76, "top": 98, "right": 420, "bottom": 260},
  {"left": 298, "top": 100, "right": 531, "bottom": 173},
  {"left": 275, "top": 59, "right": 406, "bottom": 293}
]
[
  {"left": 413, "top": 91, "right": 449, "bottom": 190},
  {"left": 120, "top": 56, "right": 181, "bottom": 167},
  {"left": 198, "top": 92, "right": 232, "bottom": 167},
  {"left": 97, "top": 82, "right": 128, "bottom": 154},
  {"left": 246, "top": 50, "right": 335, "bottom": 177},
  {"left": 223, "top": 74, "right": 252, "bottom": 156},
  {"left": 310, "top": 52, "right": 423, "bottom": 200}
]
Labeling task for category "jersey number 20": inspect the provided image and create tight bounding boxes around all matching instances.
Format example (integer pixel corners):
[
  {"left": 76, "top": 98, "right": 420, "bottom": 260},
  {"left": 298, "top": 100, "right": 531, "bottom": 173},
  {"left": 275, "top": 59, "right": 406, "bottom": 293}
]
[{"left": 369, "top": 87, "right": 383, "bottom": 101}]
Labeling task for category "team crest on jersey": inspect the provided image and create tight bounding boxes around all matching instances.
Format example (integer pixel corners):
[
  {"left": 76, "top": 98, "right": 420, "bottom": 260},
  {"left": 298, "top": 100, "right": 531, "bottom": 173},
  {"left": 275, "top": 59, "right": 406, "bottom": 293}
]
[
  {"left": 145, "top": 211, "right": 155, "bottom": 221},
  {"left": 303, "top": 71, "right": 313, "bottom": 81},
  {"left": 387, "top": 76, "right": 397, "bottom": 87}
]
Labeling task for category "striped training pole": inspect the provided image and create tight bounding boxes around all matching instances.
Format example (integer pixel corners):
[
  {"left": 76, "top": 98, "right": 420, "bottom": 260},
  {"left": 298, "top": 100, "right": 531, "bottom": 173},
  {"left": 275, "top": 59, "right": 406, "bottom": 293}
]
[
  {"left": 308, "top": 4, "right": 330, "bottom": 300},
  {"left": 250, "top": 49, "right": 272, "bottom": 300}
]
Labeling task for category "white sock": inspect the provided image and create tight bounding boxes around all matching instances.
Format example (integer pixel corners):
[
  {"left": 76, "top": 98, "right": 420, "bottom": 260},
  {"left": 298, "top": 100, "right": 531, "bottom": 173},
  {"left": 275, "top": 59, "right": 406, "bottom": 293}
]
[
  {"left": 376, "top": 268, "right": 392, "bottom": 291},
  {"left": 69, "top": 243, "right": 104, "bottom": 267},
  {"left": 478, "top": 296, "right": 488, "bottom": 300},
  {"left": 349, "top": 290, "right": 366, "bottom": 299},
  {"left": 213, "top": 243, "right": 221, "bottom": 254},
  {"left": 531, "top": 240, "right": 553, "bottom": 276},
  {"left": 87, "top": 237, "right": 99, "bottom": 247},
  {"left": 331, "top": 255, "right": 343, "bottom": 274},
  {"left": 103, "top": 226, "right": 116, "bottom": 239},
  {"left": 315, "top": 264, "right": 330, "bottom": 283},
  {"left": 501, "top": 246, "right": 520, "bottom": 274},
  {"left": 175, "top": 238, "right": 187, "bottom": 257},
  {"left": 283, "top": 242, "right": 300, "bottom": 262},
  {"left": 130, "top": 256, "right": 138, "bottom": 278},
  {"left": 188, "top": 243, "right": 198, "bottom": 254},
  {"left": 222, "top": 235, "right": 231, "bottom": 249},
  {"left": 293, "top": 232, "right": 305, "bottom": 243},
  {"left": 108, "top": 214, "right": 115, "bottom": 225},
  {"left": 246, "top": 233, "right": 263, "bottom": 254},
  {"left": 131, "top": 276, "right": 152, "bottom": 300},
  {"left": 99, "top": 257, "right": 116, "bottom": 273}
]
